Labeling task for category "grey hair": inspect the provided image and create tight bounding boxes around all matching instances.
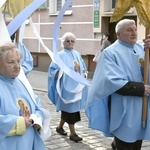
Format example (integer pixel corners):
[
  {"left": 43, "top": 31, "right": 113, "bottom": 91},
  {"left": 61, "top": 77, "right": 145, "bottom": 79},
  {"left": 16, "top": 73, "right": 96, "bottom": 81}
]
[
  {"left": 115, "top": 19, "right": 135, "bottom": 33},
  {"left": 0, "top": 41, "right": 22, "bottom": 61},
  {"left": 61, "top": 32, "right": 76, "bottom": 48}
]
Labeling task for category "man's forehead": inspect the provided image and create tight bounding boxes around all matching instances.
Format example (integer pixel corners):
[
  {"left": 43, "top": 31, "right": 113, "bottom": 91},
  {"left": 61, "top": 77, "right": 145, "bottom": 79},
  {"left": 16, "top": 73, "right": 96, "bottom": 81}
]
[{"left": 123, "top": 25, "right": 137, "bottom": 30}]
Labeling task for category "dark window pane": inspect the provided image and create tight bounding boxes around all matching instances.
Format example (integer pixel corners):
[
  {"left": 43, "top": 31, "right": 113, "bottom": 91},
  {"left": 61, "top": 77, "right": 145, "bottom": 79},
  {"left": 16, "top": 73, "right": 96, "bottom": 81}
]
[
  {"left": 57, "top": 0, "right": 62, "bottom": 11},
  {"left": 112, "top": 0, "right": 117, "bottom": 8}
]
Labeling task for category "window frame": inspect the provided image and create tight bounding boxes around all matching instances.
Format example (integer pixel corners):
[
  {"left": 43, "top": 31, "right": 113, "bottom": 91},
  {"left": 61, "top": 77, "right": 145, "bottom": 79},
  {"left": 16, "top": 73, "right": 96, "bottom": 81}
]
[
  {"left": 49, "top": 0, "right": 72, "bottom": 15},
  {"left": 112, "top": 0, "right": 117, "bottom": 9}
]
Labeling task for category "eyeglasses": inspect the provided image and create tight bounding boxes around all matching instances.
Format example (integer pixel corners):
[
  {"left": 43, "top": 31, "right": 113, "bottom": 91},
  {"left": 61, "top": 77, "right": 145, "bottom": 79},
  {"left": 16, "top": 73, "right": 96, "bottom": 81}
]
[{"left": 65, "top": 40, "right": 75, "bottom": 43}]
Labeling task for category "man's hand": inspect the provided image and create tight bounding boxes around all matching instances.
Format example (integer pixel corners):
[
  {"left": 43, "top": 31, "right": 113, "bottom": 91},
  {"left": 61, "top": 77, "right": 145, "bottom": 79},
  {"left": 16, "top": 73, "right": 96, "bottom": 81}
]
[
  {"left": 144, "top": 85, "right": 150, "bottom": 96},
  {"left": 143, "top": 34, "right": 150, "bottom": 48}
]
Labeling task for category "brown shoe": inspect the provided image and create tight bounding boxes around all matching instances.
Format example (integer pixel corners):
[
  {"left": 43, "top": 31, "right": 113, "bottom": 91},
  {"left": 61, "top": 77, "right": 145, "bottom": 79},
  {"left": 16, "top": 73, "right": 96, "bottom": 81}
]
[
  {"left": 70, "top": 134, "right": 83, "bottom": 142},
  {"left": 56, "top": 127, "right": 67, "bottom": 136}
]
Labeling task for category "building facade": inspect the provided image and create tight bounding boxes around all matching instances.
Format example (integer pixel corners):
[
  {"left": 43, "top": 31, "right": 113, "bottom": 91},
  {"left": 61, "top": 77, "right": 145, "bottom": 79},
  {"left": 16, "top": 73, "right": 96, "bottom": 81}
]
[{"left": 23, "top": 0, "right": 145, "bottom": 78}]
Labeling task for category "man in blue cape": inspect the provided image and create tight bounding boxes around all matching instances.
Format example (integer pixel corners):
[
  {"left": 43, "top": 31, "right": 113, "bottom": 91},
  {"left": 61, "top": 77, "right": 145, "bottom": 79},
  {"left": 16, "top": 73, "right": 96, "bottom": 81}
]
[{"left": 86, "top": 19, "right": 150, "bottom": 149}]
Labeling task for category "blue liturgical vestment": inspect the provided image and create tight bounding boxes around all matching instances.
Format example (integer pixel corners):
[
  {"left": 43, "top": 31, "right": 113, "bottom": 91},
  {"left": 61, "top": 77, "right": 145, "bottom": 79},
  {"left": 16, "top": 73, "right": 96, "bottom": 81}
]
[
  {"left": 18, "top": 42, "right": 33, "bottom": 76},
  {"left": 48, "top": 49, "right": 88, "bottom": 113},
  {"left": 86, "top": 40, "right": 150, "bottom": 142},
  {"left": 0, "top": 75, "right": 48, "bottom": 150}
]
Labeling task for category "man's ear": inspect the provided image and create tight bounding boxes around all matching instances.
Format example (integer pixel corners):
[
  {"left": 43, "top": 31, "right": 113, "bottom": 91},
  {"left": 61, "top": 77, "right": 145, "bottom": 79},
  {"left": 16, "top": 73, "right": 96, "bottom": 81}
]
[{"left": 116, "top": 32, "right": 120, "bottom": 37}]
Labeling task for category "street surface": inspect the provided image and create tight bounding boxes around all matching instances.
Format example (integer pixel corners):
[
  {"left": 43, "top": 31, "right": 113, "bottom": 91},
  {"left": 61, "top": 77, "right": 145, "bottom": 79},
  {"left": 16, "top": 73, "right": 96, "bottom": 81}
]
[{"left": 28, "top": 70, "right": 150, "bottom": 150}]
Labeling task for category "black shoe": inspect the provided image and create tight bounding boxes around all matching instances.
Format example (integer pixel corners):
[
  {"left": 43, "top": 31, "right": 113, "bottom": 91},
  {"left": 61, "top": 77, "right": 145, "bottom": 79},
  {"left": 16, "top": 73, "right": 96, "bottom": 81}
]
[
  {"left": 56, "top": 127, "right": 67, "bottom": 136},
  {"left": 70, "top": 134, "right": 83, "bottom": 142},
  {"left": 111, "top": 140, "right": 117, "bottom": 149}
]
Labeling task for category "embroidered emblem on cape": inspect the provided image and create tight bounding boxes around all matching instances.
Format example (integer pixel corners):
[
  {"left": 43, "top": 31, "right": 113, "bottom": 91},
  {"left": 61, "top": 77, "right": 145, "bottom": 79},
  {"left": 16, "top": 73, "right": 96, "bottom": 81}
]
[
  {"left": 17, "top": 98, "right": 30, "bottom": 117},
  {"left": 73, "top": 60, "right": 80, "bottom": 72},
  {"left": 138, "top": 57, "right": 144, "bottom": 67},
  {"left": 138, "top": 57, "right": 144, "bottom": 77}
]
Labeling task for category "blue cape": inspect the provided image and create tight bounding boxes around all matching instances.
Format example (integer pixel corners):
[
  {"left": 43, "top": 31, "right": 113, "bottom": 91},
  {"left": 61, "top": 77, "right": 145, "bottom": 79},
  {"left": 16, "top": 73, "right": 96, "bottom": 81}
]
[
  {"left": 48, "top": 49, "right": 88, "bottom": 113},
  {"left": 86, "top": 40, "right": 150, "bottom": 142}
]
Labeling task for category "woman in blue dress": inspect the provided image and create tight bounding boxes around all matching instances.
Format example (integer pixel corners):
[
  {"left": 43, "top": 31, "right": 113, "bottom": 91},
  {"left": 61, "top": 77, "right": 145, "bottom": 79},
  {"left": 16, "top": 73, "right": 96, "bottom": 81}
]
[
  {"left": 0, "top": 41, "right": 51, "bottom": 150},
  {"left": 48, "top": 32, "right": 88, "bottom": 142}
]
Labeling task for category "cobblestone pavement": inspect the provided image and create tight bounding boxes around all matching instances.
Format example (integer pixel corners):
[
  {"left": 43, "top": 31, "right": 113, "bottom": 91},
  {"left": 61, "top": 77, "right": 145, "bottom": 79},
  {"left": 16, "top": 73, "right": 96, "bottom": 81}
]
[{"left": 28, "top": 70, "right": 150, "bottom": 150}]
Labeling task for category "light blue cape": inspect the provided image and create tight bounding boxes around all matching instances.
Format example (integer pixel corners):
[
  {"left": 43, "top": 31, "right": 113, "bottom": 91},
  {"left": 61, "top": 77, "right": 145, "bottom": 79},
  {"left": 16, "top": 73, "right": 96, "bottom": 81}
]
[
  {"left": 0, "top": 74, "right": 49, "bottom": 149},
  {"left": 48, "top": 49, "right": 88, "bottom": 113},
  {"left": 86, "top": 40, "right": 150, "bottom": 142}
]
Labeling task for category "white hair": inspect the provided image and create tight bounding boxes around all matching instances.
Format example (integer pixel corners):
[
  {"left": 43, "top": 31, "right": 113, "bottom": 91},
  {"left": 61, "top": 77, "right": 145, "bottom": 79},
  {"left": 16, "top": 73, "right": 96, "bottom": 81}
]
[
  {"left": 61, "top": 32, "right": 76, "bottom": 48},
  {"left": 115, "top": 19, "right": 135, "bottom": 33},
  {"left": 0, "top": 41, "right": 22, "bottom": 62}
]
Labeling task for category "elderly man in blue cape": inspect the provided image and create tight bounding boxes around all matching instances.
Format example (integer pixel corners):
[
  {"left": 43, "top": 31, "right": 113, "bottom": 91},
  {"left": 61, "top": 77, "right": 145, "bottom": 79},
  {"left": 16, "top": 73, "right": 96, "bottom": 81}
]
[
  {"left": 48, "top": 32, "right": 88, "bottom": 142},
  {"left": 0, "top": 41, "right": 51, "bottom": 150},
  {"left": 86, "top": 19, "right": 150, "bottom": 150}
]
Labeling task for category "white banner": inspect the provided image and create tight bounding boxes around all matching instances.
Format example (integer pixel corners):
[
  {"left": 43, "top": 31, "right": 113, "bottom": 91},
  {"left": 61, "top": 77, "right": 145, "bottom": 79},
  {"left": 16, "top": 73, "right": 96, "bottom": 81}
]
[{"left": 0, "top": 8, "right": 11, "bottom": 41}]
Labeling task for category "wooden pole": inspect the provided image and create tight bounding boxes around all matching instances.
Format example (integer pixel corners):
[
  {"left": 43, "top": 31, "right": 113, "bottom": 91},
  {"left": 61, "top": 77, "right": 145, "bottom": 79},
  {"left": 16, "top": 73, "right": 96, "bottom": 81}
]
[{"left": 142, "top": 28, "right": 150, "bottom": 128}]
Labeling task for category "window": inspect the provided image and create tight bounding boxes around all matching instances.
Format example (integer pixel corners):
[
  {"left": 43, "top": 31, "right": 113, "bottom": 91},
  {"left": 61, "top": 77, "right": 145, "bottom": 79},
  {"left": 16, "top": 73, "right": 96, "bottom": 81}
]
[
  {"left": 57, "top": 0, "right": 62, "bottom": 11},
  {"left": 49, "top": 0, "right": 72, "bottom": 15},
  {"left": 104, "top": 0, "right": 117, "bottom": 12},
  {"left": 112, "top": 0, "right": 117, "bottom": 9},
  {"left": 57, "top": 0, "right": 72, "bottom": 11},
  {"left": 104, "top": 0, "right": 133, "bottom": 13}
]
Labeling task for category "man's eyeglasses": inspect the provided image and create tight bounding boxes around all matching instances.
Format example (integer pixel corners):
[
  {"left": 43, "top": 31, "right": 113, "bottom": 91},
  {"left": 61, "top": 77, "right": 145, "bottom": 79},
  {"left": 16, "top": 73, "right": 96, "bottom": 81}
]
[{"left": 65, "top": 40, "right": 75, "bottom": 43}]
